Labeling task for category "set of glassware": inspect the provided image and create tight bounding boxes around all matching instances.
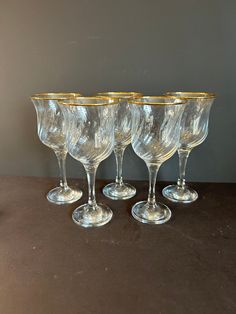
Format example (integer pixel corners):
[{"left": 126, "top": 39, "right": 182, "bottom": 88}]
[{"left": 31, "top": 91, "right": 215, "bottom": 227}]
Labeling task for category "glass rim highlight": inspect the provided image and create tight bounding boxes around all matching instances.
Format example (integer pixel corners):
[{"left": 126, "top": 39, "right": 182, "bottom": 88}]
[
  {"left": 58, "top": 96, "right": 118, "bottom": 107},
  {"left": 31, "top": 92, "right": 82, "bottom": 100},
  {"left": 95, "top": 91, "right": 143, "bottom": 99},
  {"left": 165, "top": 91, "right": 216, "bottom": 99},
  {"left": 130, "top": 96, "right": 187, "bottom": 106}
]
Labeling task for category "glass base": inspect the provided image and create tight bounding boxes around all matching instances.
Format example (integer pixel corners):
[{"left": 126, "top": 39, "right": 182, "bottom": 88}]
[
  {"left": 132, "top": 201, "right": 171, "bottom": 225},
  {"left": 162, "top": 185, "right": 198, "bottom": 203},
  {"left": 47, "top": 186, "right": 83, "bottom": 205},
  {"left": 103, "top": 182, "right": 136, "bottom": 200},
  {"left": 72, "top": 203, "right": 113, "bottom": 228}
]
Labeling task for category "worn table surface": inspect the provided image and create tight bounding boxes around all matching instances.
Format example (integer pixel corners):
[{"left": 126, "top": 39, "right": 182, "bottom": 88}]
[{"left": 0, "top": 176, "right": 235, "bottom": 314}]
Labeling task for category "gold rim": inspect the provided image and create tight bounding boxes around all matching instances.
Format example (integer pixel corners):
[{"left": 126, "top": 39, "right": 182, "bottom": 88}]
[
  {"left": 130, "top": 96, "right": 186, "bottom": 106},
  {"left": 95, "top": 91, "right": 143, "bottom": 99},
  {"left": 31, "top": 92, "right": 82, "bottom": 100},
  {"left": 58, "top": 96, "right": 118, "bottom": 107},
  {"left": 165, "top": 91, "right": 216, "bottom": 99}
]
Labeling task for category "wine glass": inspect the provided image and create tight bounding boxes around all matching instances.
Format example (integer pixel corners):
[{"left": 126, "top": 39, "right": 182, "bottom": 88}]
[
  {"left": 59, "top": 97, "right": 117, "bottom": 228},
  {"left": 131, "top": 96, "right": 186, "bottom": 224},
  {"left": 95, "top": 92, "right": 142, "bottom": 200},
  {"left": 162, "top": 92, "right": 216, "bottom": 203},
  {"left": 31, "top": 92, "right": 83, "bottom": 205}
]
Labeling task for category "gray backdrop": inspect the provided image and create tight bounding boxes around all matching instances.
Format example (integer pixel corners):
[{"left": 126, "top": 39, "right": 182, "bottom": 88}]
[{"left": 1, "top": 0, "right": 235, "bottom": 182}]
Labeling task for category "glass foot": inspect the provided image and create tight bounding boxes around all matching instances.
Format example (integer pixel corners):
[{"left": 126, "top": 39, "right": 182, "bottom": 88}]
[
  {"left": 132, "top": 201, "right": 171, "bottom": 225},
  {"left": 162, "top": 185, "right": 198, "bottom": 203},
  {"left": 103, "top": 182, "right": 136, "bottom": 200},
  {"left": 72, "top": 203, "right": 113, "bottom": 227},
  {"left": 47, "top": 186, "right": 83, "bottom": 205}
]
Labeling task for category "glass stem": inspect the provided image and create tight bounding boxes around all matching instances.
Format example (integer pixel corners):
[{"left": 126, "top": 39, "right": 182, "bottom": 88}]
[
  {"left": 177, "top": 148, "right": 191, "bottom": 189},
  {"left": 114, "top": 147, "right": 125, "bottom": 186},
  {"left": 146, "top": 163, "right": 160, "bottom": 206},
  {"left": 84, "top": 164, "right": 98, "bottom": 208},
  {"left": 55, "top": 151, "right": 68, "bottom": 190}
]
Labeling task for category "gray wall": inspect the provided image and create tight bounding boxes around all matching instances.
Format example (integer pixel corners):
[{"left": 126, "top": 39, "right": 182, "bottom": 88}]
[{"left": 0, "top": 0, "right": 235, "bottom": 182}]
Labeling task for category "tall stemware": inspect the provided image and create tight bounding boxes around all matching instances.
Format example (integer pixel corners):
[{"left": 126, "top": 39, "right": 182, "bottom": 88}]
[
  {"left": 162, "top": 92, "right": 216, "bottom": 203},
  {"left": 131, "top": 96, "right": 186, "bottom": 224},
  {"left": 59, "top": 97, "right": 117, "bottom": 227},
  {"left": 95, "top": 92, "right": 142, "bottom": 200},
  {"left": 31, "top": 92, "right": 83, "bottom": 204}
]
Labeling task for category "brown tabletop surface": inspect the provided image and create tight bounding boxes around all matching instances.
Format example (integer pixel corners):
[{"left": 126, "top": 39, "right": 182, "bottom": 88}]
[{"left": 0, "top": 176, "right": 235, "bottom": 314}]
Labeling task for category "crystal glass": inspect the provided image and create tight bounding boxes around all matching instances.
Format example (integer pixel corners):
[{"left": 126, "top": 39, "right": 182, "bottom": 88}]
[
  {"left": 31, "top": 93, "right": 83, "bottom": 205},
  {"left": 162, "top": 92, "right": 216, "bottom": 203},
  {"left": 59, "top": 97, "right": 117, "bottom": 227},
  {"left": 131, "top": 96, "right": 186, "bottom": 224},
  {"left": 95, "top": 92, "right": 142, "bottom": 200}
]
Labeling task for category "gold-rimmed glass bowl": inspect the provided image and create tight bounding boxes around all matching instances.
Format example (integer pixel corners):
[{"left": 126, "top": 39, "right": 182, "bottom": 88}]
[
  {"left": 95, "top": 91, "right": 143, "bottom": 200},
  {"left": 59, "top": 96, "right": 117, "bottom": 228},
  {"left": 162, "top": 92, "right": 216, "bottom": 203},
  {"left": 130, "top": 96, "right": 186, "bottom": 224},
  {"left": 31, "top": 92, "right": 83, "bottom": 205}
]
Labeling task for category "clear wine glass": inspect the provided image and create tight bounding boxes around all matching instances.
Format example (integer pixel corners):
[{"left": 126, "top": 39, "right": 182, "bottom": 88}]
[
  {"left": 95, "top": 92, "right": 142, "bottom": 200},
  {"left": 162, "top": 92, "right": 216, "bottom": 203},
  {"left": 131, "top": 96, "right": 186, "bottom": 224},
  {"left": 59, "top": 97, "right": 117, "bottom": 228},
  {"left": 31, "top": 92, "right": 83, "bottom": 205}
]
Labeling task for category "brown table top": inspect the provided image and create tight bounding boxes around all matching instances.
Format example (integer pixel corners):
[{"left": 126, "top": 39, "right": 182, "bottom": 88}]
[{"left": 0, "top": 176, "right": 235, "bottom": 314}]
